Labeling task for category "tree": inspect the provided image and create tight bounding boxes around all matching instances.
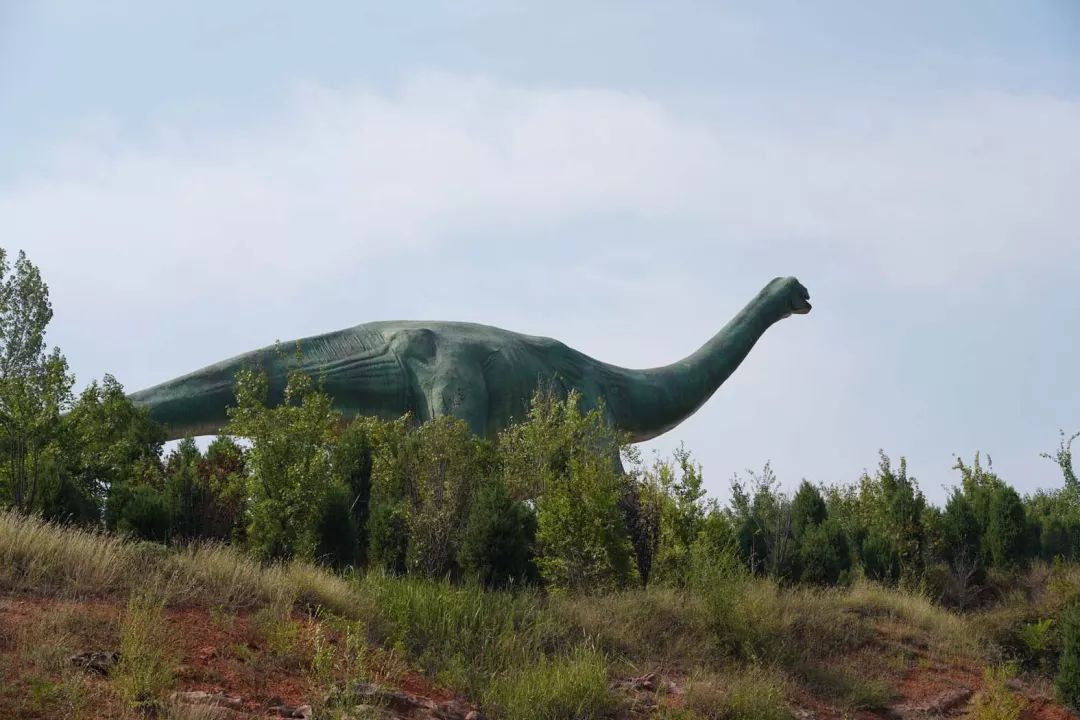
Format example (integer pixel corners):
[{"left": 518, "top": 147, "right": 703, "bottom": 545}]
[
  {"left": 798, "top": 519, "right": 851, "bottom": 585},
  {"left": 333, "top": 418, "right": 378, "bottom": 566},
  {"left": 458, "top": 474, "right": 538, "bottom": 587},
  {"left": 65, "top": 375, "right": 166, "bottom": 531},
  {"left": 402, "top": 417, "right": 491, "bottom": 578},
  {"left": 0, "top": 249, "right": 74, "bottom": 512},
  {"left": 500, "top": 388, "right": 637, "bottom": 592},
  {"left": 790, "top": 481, "right": 828, "bottom": 541},
  {"left": 1057, "top": 603, "right": 1080, "bottom": 711},
  {"left": 225, "top": 365, "right": 341, "bottom": 561},
  {"left": 645, "top": 446, "right": 707, "bottom": 586}
]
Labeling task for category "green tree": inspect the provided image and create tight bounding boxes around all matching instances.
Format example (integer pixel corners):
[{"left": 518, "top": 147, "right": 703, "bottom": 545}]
[
  {"left": 0, "top": 249, "right": 74, "bottom": 512},
  {"left": 333, "top": 418, "right": 378, "bottom": 566},
  {"left": 1056, "top": 603, "right": 1080, "bottom": 711},
  {"left": 403, "top": 417, "right": 491, "bottom": 578},
  {"left": 458, "top": 474, "right": 538, "bottom": 587},
  {"left": 64, "top": 375, "right": 166, "bottom": 533},
  {"left": 798, "top": 519, "right": 851, "bottom": 585},
  {"left": 789, "top": 480, "right": 827, "bottom": 541},
  {"left": 225, "top": 366, "right": 341, "bottom": 561},
  {"left": 500, "top": 388, "right": 637, "bottom": 592},
  {"left": 645, "top": 446, "right": 707, "bottom": 586}
]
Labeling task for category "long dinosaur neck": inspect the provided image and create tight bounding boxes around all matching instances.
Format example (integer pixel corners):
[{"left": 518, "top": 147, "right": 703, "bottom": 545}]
[{"left": 605, "top": 288, "right": 784, "bottom": 442}]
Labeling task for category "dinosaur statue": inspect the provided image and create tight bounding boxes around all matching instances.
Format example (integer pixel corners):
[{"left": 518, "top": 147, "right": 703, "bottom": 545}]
[{"left": 129, "top": 276, "right": 811, "bottom": 441}]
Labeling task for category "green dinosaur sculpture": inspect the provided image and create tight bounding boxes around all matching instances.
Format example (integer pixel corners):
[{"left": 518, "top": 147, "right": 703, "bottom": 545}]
[{"left": 130, "top": 276, "right": 810, "bottom": 441}]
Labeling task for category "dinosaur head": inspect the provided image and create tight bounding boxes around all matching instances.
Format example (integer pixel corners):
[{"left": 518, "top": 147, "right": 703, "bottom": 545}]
[{"left": 763, "top": 276, "right": 812, "bottom": 319}]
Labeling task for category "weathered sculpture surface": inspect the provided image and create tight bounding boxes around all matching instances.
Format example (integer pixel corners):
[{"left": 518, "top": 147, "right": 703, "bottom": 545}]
[{"left": 130, "top": 276, "right": 811, "bottom": 441}]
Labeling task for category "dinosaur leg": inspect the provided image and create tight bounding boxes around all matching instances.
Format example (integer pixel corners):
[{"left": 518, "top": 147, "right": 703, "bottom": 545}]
[{"left": 427, "top": 366, "right": 490, "bottom": 438}]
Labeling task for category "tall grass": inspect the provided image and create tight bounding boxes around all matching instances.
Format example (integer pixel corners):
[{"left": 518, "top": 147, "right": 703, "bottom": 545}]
[
  {"left": 0, "top": 510, "right": 358, "bottom": 615},
  {"left": 0, "top": 509, "right": 992, "bottom": 719}
]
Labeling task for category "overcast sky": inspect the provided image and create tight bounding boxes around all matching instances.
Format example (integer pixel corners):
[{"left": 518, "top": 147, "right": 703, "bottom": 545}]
[{"left": 3, "top": 1, "right": 1079, "bottom": 504}]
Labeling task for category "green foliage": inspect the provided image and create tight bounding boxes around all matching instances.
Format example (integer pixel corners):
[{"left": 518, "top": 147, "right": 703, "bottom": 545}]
[
  {"left": 644, "top": 446, "right": 708, "bottom": 587},
  {"left": 790, "top": 480, "right": 827, "bottom": 540},
  {"left": 0, "top": 249, "right": 75, "bottom": 513},
  {"left": 458, "top": 474, "right": 538, "bottom": 587},
  {"left": 225, "top": 364, "right": 342, "bottom": 561},
  {"left": 105, "top": 483, "right": 172, "bottom": 542},
  {"left": 314, "top": 482, "right": 360, "bottom": 569},
  {"left": 113, "top": 592, "right": 174, "bottom": 711},
  {"left": 481, "top": 648, "right": 614, "bottom": 720},
  {"left": 728, "top": 463, "right": 794, "bottom": 580},
  {"left": 986, "top": 483, "right": 1027, "bottom": 568},
  {"left": 501, "top": 389, "right": 637, "bottom": 592},
  {"left": 1056, "top": 603, "right": 1080, "bottom": 710},
  {"left": 972, "top": 664, "right": 1025, "bottom": 720},
  {"left": 334, "top": 418, "right": 379, "bottom": 566},
  {"left": 798, "top": 519, "right": 851, "bottom": 586}
]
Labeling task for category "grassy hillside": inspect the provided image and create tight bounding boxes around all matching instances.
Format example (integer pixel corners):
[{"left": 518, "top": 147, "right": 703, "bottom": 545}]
[{"left": 1, "top": 510, "right": 1074, "bottom": 720}]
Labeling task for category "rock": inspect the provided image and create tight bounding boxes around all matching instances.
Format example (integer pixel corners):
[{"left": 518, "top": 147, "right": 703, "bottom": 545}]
[
  {"left": 888, "top": 686, "right": 973, "bottom": 719},
  {"left": 613, "top": 672, "right": 658, "bottom": 693},
  {"left": 338, "top": 682, "right": 478, "bottom": 720},
  {"left": 267, "top": 703, "right": 313, "bottom": 719},
  {"left": 170, "top": 690, "right": 244, "bottom": 711},
  {"left": 69, "top": 650, "right": 119, "bottom": 675},
  {"left": 344, "top": 706, "right": 404, "bottom": 720}
]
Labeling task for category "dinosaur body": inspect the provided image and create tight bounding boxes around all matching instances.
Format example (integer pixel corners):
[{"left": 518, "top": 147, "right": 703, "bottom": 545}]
[{"left": 130, "top": 276, "right": 811, "bottom": 441}]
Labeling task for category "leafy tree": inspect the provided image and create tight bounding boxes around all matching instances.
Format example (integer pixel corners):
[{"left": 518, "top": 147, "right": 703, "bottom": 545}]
[
  {"left": 985, "top": 483, "right": 1027, "bottom": 568},
  {"left": 644, "top": 446, "right": 707, "bottom": 586},
  {"left": 1056, "top": 603, "right": 1080, "bottom": 711},
  {"left": 105, "top": 482, "right": 172, "bottom": 542},
  {"left": 0, "top": 249, "right": 74, "bottom": 512},
  {"left": 64, "top": 375, "right": 166, "bottom": 506},
  {"left": 500, "top": 388, "right": 637, "bottom": 592},
  {"left": 199, "top": 435, "right": 248, "bottom": 542},
  {"left": 313, "top": 482, "right": 360, "bottom": 569},
  {"left": 790, "top": 480, "right": 827, "bottom": 541},
  {"left": 458, "top": 474, "right": 538, "bottom": 587},
  {"left": 728, "top": 463, "right": 794, "bottom": 580},
  {"left": 225, "top": 365, "right": 341, "bottom": 561},
  {"left": 798, "top": 519, "right": 851, "bottom": 585},
  {"left": 403, "top": 417, "right": 491, "bottom": 578},
  {"left": 333, "top": 418, "right": 378, "bottom": 566},
  {"left": 164, "top": 438, "right": 203, "bottom": 539},
  {"left": 953, "top": 453, "right": 1029, "bottom": 568}
]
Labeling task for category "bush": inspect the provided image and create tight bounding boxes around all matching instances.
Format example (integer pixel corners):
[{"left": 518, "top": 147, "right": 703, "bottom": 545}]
[
  {"left": 860, "top": 532, "right": 899, "bottom": 584},
  {"left": 113, "top": 593, "right": 174, "bottom": 711},
  {"left": 458, "top": 476, "right": 538, "bottom": 587},
  {"left": 313, "top": 483, "right": 359, "bottom": 569},
  {"left": 501, "top": 389, "right": 637, "bottom": 592},
  {"left": 1056, "top": 603, "right": 1080, "bottom": 710},
  {"left": 798, "top": 519, "right": 851, "bottom": 586},
  {"left": 481, "top": 649, "right": 614, "bottom": 720},
  {"left": 105, "top": 484, "right": 172, "bottom": 543}
]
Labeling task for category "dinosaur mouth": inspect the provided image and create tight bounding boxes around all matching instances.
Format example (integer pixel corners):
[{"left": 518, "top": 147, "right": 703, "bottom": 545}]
[{"left": 791, "top": 285, "right": 812, "bottom": 314}]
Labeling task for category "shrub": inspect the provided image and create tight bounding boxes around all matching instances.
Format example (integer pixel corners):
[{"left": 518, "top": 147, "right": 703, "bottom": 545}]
[
  {"left": 501, "top": 389, "right": 637, "bottom": 592},
  {"left": 458, "top": 475, "right": 538, "bottom": 587},
  {"left": 972, "top": 664, "right": 1025, "bottom": 720},
  {"left": 798, "top": 519, "right": 851, "bottom": 586},
  {"left": 1056, "top": 603, "right": 1080, "bottom": 710},
  {"left": 105, "top": 483, "right": 172, "bottom": 543},
  {"left": 113, "top": 593, "right": 174, "bottom": 711},
  {"left": 313, "top": 482, "right": 360, "bottom": 569},
  {"left": 481, "top": 649, "right": 614, "bottom": 720}
]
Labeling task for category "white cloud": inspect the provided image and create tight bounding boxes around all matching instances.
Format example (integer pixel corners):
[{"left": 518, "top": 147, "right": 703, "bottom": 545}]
[{"left": 8, "top": 76, "right": 1078, "bottom": 309}]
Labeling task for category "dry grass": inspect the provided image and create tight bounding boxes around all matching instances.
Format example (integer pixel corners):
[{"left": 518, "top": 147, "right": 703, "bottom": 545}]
[
  {"left": 0, "top": 510, "right": 359, "bottom": 617},
  {"left": 0, "top": 509, "right": 1003, "bottom": 719}
]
